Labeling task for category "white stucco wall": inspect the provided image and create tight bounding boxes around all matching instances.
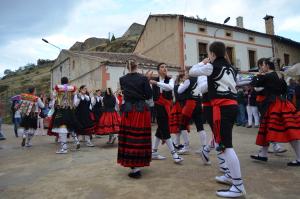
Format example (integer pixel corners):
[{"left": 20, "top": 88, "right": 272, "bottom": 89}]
[
  {"left": 106, "top": 65, "right": 180, "bottom": 93},
  {"left": 183, "top": 21, "right": 273, "bottom": 70}
]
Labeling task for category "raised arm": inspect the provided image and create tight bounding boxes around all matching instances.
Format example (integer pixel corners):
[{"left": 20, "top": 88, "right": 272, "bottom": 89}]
[{"left": 189, "top": 62, "right": 213, "bottom": 77}]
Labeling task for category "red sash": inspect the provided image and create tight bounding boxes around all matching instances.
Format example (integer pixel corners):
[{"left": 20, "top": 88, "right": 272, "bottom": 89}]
[
  {"left": 155, "top": 94, "right": 172, "bottom": 117},
  {"left": 182, "top": 99, "right": 197, "bottom": 118},
  {"left": 211, "top": 99, "right": 237, "bottom": 144},
  {"left": 202, "top": 102, "right": 212, "bottom": 107},
  {"left": 256, "top": 95, "right": 266, "bottom": 103}
]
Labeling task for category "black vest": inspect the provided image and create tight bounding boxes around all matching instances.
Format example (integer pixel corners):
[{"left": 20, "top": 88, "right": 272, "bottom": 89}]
[
  {"left": 153, "top": 76, "right": 173, "bottom": 101},
  {"left": 174, "top": 84, "right": 186, "bottom": 104},
  {"left": 207, "top": 58, "right": 237, "bottom": 100},
  {"left": 184, "top": 77, "right": 201, "bottom": 101}
]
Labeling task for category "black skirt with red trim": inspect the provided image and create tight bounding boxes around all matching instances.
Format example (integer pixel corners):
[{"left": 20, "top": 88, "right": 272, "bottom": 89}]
[
  {"left": 117, "top": 107, "right": 152, "bottom": 167},
  {"left": 170, "top": 102, "right": 183, "bottom": 134},
  {"left": 256, "top": 98, "right": 300, "bottom": 146},
  {"left": 95, "top": 111, "right": 120, "bottom": 135}
]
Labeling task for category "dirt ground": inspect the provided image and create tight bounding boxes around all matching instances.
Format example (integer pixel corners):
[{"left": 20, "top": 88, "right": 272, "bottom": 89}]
[{"left": 0, "top": 124, "right": 299, "bottom": 199}]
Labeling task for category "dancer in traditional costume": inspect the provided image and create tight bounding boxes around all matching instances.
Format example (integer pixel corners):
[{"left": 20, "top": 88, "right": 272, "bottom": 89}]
[
  {"left": 250, "top": 58, "right": 300, "bottom": 166},
  {"left": 189, "top": 41, "right": 246, "bottom": 198},
  {"left": 117, "top": 59, "right": 153, "bottom": 178},
  {"left": 176, "top": 73, "right": 210, "bottom": 162},
  {"left": 149, "top": 63, "right": 183, "bottom": 163},
  {"left": 51, "top": 77, "right": 80, "bottom": 154},
  {"left": 170, "top": 71, "right": 186, "bottom": 150},
  {"left": 74, "top": 85, "right": 96, "bottom": 147},
  {"left": 253, "top": 58, "right": 287, "bottom": 154},
  {"left": 19, "top": 87, "right": 45, "bottom": 147},
  {"left": 95, "top": 88, "right": 120, "bottom": 144}
]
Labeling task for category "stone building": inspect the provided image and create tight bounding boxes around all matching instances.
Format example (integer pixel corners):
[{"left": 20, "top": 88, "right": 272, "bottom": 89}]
[{"left": 51, "top": 50, "right": 178, "bottom": 92}]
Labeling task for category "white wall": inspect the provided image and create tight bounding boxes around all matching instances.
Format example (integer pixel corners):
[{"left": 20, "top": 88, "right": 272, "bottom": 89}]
[
  {"left": 106, "top": 65, "right": 180, "bottom": 93},
  {"left": 183, "top": 21, "right": 273, "bottom": 70}
]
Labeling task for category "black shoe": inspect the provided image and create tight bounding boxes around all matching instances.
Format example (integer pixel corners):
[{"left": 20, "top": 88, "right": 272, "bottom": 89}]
[
  {"left": 246, "top": 125, "right": 252, "bottom": 128},
  {"left": 250, "top": 154, "right": 268, "bottom": 162},
  {"left": 287, "top": 160, "right": 300, "bottom": 167},
  {"left": 128, "top": 171, "right": 141, "bottom": 179}
]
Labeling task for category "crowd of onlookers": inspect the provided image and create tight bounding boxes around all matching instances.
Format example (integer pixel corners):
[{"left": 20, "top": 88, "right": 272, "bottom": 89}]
[{"left": 235, "top": 78, "right": 300, "bottom": 128}]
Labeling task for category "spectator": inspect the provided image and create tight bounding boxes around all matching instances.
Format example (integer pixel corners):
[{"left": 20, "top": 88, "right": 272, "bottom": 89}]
[
  {"left": 287, "top": 79, "right": 296, "bottom": 102},
  {"left": 0, "top": 102, "right": 6, "bottom": 140},
  {"left": 11, "top": 100, "right": 22, "bottom": 137},
  {"left": 236, "top": 88, "right": 247, "bottom": 126},
  {"left": 245, "top": 87, "right": 259, "bottom": 128},
  {"left": 294, "top": 79, "right": 300, "bottom": 111}
]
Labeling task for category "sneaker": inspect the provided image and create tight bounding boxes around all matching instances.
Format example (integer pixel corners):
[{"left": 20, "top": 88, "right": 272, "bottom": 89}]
[
  {"left": 216, "top": 185, "right": 246, "bottom": 198},
  {"left": 250, "top": 154, "right": 268, "bottom": 162},
  {"left": 56, "top": 149, "right": 68, "bottom": 154},
  {"left": 201, "top": 146, "right": 211, "bottom": 165},
  {"left": 152, "top": 152, "right": 166, "bottom": 160},
  {"left": 269, "top": 148, "right": 287, "bottom": 154},
  {"left": 128, "top": 171, "right": 141, "bottom": 179},
  {"left": 173, "top": 156, "right": 184, "bottom": 164},
  {"left": 173, "top": 143, "right": 184, "bottom": 150},
  {"left": 86, "top": 142, "right": 95, "bottom": 147},
  {"left": 215, "top": 175, "right": 232, "bottom": 185},
  {"left": 287, "top": 160, "right": 300, "bottom": 167},
  {"left": 25, "top": 143, "right": 32, "bottom": 147},
  {"left": 177, "top": 147, "right": 190, "bottom": 155}
]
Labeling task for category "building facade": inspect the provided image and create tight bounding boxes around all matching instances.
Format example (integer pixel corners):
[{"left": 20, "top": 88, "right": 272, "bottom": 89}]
[{"left": 134, "top": 14, "right": 300, "bottom": 70}]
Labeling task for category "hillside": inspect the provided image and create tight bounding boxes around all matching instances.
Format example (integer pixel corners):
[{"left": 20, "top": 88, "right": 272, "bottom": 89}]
[
  {"left": 0, "top": 23, "right": 144, "bottom": 123},
  {"left": 0, "top": 63, "right": 52, "bottom": 123}
]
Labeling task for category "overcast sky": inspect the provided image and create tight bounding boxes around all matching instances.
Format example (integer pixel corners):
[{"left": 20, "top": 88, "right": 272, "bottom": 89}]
[{"left": 1, "top": 0, "right": 300, "bottom": 76}]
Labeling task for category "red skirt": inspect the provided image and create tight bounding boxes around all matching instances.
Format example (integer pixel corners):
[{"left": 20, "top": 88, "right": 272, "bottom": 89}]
[
  {"left": 256, "top": 98, "right": 300, "bottom": 146},
  {"left": 95, "top": 111, "right": 120, "bottom": 135},
  {"left": 47, "top": 117, "right": 58, "bottom": 137},
  {"left": 117, "top": 108, "right": 152, "bottom": 167},
  {"left": 170, "top": 102, "right": 183, "bottom": 134}
]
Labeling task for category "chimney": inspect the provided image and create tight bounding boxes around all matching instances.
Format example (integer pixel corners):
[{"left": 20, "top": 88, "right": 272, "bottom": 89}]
[
  {"left": 236, "top": 16, "right": 244, "bottom": 28},
  {"left": 263, "top": 15, "right": 274, "bottom": 35}
]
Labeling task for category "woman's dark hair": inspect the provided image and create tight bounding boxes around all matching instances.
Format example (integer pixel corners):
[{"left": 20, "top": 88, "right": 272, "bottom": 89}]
[
  {"left": 209, "top": 41, "right": 226, "bottom": 58},
  {"left": 257, "top": 58, "right": 266, "bottom": 67},
  {"left": 264, "top": 58, "right": 275, "bottom": 70},
  {"left": 61, "top": 77, "right": 69, "bottom": 84},
  {"left": 106, "top": 88, "right": 113, "bottom": 96},
  {"left": 157, "top": 63, "right": 166, "bottom": 71},
  {"left": 79, "top": 85, "right": 86, "bottom": 91}
]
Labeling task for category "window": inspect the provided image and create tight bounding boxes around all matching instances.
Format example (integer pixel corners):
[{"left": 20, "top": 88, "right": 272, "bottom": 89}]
[
  {"left": 284, "top": 53, "right": 290, "bottom": 66},
  {"left": 226, "top": 47, "right": 234, "bottom": 65},
  {"left": 198, "top": 26, "right": 207, "bottom": 33},
  {"left": 225, "top": 30, "right": 232, "bottom": 37},
  {"left": 248, "top": 36, "right": 255, "bottom": 42},
  {"left": 198, "top": 42, "right": 208, "bottom": 62},
  {"left": 248, "top": 50, "right": 256, "bottom": 69}
]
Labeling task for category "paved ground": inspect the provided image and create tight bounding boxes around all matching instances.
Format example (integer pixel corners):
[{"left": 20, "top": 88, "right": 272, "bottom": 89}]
[{"left": 0, "top": 124, "right": 299, "bottom": 199}]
